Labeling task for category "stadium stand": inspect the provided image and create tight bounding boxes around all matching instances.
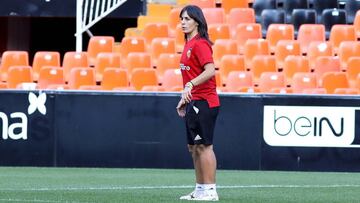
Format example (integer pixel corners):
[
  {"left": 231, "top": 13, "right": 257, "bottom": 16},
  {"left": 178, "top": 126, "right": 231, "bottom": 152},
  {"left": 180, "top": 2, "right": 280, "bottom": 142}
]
[
  {"left": 68, "top": 67, "right": 96, "bottom": 90},
  {"left": 37, "top": 66, "right": 65, "bottom": 89},
  {"left": 0, "top": 51, "right": 29, "bottom": 82},
  {"left": 7, "top": 65, "right": 33, "bottom": 89},
  {"left": 32, "top": 51, "right": 61, "bottom": 81}
]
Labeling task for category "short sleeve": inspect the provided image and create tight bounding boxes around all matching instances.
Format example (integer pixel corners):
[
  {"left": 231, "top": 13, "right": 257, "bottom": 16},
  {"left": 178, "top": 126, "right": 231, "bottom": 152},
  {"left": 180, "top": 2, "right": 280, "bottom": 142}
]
[{"left": 193, "top": 40, "right": 214, "bottom": 68}]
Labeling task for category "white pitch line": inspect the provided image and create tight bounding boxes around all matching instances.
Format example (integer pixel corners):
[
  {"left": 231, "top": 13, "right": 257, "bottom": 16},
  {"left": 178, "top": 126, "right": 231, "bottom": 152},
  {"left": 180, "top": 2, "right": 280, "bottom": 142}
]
[
  {"left": 1, "top": 184, "right": 360, "bottom": 192},
  {"left": 0, "top": 198, "right": 84, "bottom": 203}
]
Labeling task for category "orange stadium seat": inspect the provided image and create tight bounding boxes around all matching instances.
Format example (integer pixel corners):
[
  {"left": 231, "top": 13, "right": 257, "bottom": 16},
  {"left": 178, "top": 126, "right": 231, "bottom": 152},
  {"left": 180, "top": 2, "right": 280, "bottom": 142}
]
[
  {"left": 244, "top": 39, "right": 270, "bottom": 70},
  {"left": 202, "top": 8, "right": 226, "bottom": 25},
  {"left": 314, "top": 56, "right": 341, "bottom": 86},
  {"left": 137, "top": 15, "right": 169, "bottom": 30},
  {"left": 141, "top": 85, "right": 165, "bottom": 92},
  {"left": 175, "top": 25, "right": 186, "bottom": 53},
  {"left": 274, "top": 40, "right": 301, "bottom": 69},
  {"left": 101, "top": 68, "right": 129, "bottom": 90},
  {"left": 146, "top": 3, "right": 172, "bottom": 17},
  {"left": 354, "top": 10, "right": 360, "bottom": 38},
  {"left": 258, "top": 72, "right": 286, "bottom": 93},
  {"left": 126, "top": 52, "right": 152, "bottom": 74},
  {"left": 213, "top": 39, "right": 238, "bottom": 68},
  {"left": 283, "top": 55, "right": 310, "bottom": 85},
  {"left": 62, "top": 51, "right": 88, "bottom": 82},
  {"left": 156, "top": 53, "right": 181, "bottom": 83},
  {"left": 150, "top": 38, "right": 176, "bottom": 67},
  {"left": 169, "top": 7, "right": 182, "bottom": 37},
  {"left": 32, "top": 51, "right": 60, "bottom": 81},
  {"left": 219, "top": 54, "right": 245, "bottom": 85},
  {"left": 0, "top": 51, "right": 29, "bottom": 82},
  {"left": 161, "top": 69, "right": 183, "bottom": 91},
  {"left": 221, "top": 0, "right": 249, "bottom": 14},
  {"left": 141, "top": 23, "right": 169, "bottom": 50},
  {"left": 329, "top": 25, "right": 356, "bottom": 54},
  {"left": 356, "top": 74, "right": 360, "bottom": 90},
  {"left": 190, "top": 0, "right": 216, "bottom": 8},
  {"left": 119, "top": 37, "right": 146, "bottom": 62},
  {"left": 177, "top": 0, "right": 190, "bottom": 5},
  {"left": 87, "top": 36, "right": 114, "bottom": 66},
  {"left": 234, "top": 23, "right": 262, "bottom": 54},
  {"left": 208, "top": 24, "right": 231, "bottom": 42},
  {"left": 94, "top": 52, "right": 121, "bottom": 81},
  {"left": 297, "top": 24, "right": 325, "bottom": 54},
  {"left": 291, "top": 72, "right": 317, "bottom": 93},
  {"left": 346, "top": 57, "right": 360, "bottom": 88},
  {"left": 266, "top": 24, "right": 294, "bottom": 53},
  {"left": 224, "top": 71, "right": 254, "bottom": 92},
  {"left": 37, "top": 66, "right": 64, "bottom": 89},
  {"left": 227, "top": 8, "right": 255, "bottom": 38},
  {"left": 131, "top": 68, "right": 158, "bottom": 90},
  {"left": 307, "top": 41, "right": 333, "bottom": 70},
  {"left": 124, "top": 27, "right": 142, "bottom": 37},
  {"left": 7, "top": 66, "right": 33, "bottom": 89},
  {"left": 338, "top": 41, "right": 360, "bottom": 70},
  {"left": 321, "top": 72, "right": 349, "bottom": 94},
  {"left": 251, "top": 55, "right": 277, "bottom": 83},
  {"left": 302, "top": 88, "right": 327, "bottom": 94},
  {"left": 68, "top": 67, "right": 96, "bottom": 89}
]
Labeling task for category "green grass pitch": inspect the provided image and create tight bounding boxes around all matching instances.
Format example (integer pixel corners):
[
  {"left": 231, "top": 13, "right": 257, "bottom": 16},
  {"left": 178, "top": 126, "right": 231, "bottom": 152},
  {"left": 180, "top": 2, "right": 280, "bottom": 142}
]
[{"left": 0, "top": 167, "right": 360, "bottom": 202}]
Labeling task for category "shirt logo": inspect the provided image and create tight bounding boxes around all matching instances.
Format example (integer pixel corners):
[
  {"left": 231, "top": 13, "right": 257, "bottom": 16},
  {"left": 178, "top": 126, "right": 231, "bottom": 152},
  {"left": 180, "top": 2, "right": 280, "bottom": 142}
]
[{"left": 186, "top": 48, "right": 192, "bottom": 58}]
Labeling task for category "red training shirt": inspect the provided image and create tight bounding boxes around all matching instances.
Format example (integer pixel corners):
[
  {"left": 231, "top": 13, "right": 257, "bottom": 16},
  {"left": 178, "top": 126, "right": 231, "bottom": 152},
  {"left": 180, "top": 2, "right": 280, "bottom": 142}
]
[{"left": 180, "top": 35, "right": 220, "bottom": 108}]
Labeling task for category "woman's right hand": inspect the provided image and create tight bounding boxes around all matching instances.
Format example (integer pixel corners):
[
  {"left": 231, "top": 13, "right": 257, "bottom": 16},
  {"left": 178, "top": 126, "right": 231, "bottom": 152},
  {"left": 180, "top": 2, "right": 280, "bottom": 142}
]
[{"left": 176, "top": 99, "right": 186, "bottom": 117}]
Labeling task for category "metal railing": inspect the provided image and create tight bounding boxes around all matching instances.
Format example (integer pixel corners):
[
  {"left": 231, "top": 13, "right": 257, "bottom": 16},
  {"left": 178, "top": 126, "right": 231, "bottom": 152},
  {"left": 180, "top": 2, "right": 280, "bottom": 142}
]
[{"left": 75, "top": 0, "right": 127, "bottom": 52}]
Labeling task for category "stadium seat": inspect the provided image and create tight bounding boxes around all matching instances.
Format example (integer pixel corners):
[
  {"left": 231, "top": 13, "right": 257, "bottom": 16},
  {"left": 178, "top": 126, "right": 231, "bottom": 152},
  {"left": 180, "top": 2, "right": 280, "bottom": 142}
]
[
  {"left": 275, "top": 40, "right": 301, "bottom": 69},
  {"left": 37, "top": 66, "right": 64, "bottom": 89},
  {"left": 344, "top": 0, "right": 360, "bottom": 24},
  {"left": 0, "top": 51, "right": 29, "bottom": 82},
  {"left": 283, "top": 0, "right": 308, "bottom": 23},
  {"left": 68, "top": 67, "right": 96, "bottom": 90},
  {"left": 101, "top": 68, "right": 129, "bottom": 90},
  {"left": 227, "top": 8, "right": 255, "bottom": 38},
  {"left": 234, "top": 23, "right": 262, "bottom": 54},
  {"left": 190, "top": 0, "right": 216, "bottom": 8},
  {"left": 291, "top": 9, "right": 317, "bottom": 35},
  {"left": 321, "top": 72, "right": 349, "bottom": 94},
  {"left": 307, "top": 41, "right": 333, "bottom": 70},
  {"left": 161, "top": 69, "right": 183, "bottom": 91},
  {"left": 156, "top": 53, "right": 181, "bottom": 83},
  {"left": 334, "top": 88, "right": 359, "bottom": 94},
  {"left": 177, "top": 0, "right": 190, "bottom": 6},
  {"left": 137, "top": 15, "right": 169, "bottom": 30},
  {"left": 130, "top": 68, "right": 158, "bottom": 90},
  {"left": 141, "top": 23, "right": 169, "bottom": 50},
  {"left": 346, "top": 57, "right": 360, "bottom": 87},
  {"left": 169, "top": 7, "right": 182, "bottom": 37},
  {"left": 150, "top": 38, "right": 176, "bottom": 67},
  {"left": 291, "top": 72, "right": 317, "bottom": 93},
  {"left": 356, "top": 74, "right": 360, "bottom": 90},
  {"left": 202, "top": 8, "right": 226, "bottom": 25},
  {"left": 312, "top": 0, "right": 338, "bottom": 21},
  {"left": 224, "top": 71, "right": 254, "bottom": 92},
  {"left": 260, "top": 9, "right": 286, "bottom": 37},
  {"left": 62, "top": 51, "right": 88, "bottom": 82},
  {"left": 251, "top": 55, "right": 277, "bottom": 83},
  {"left": 354, "top": 10, "right": 360, "bottom": 38},
  {"left": 258, "top": 72, "right": 286, "bottom": 93},
  {"left": 338, "top": 41, "right": 360, "bottom": 69},
  {"left": 126, "top": 52, "right": 152, "bottom": 74},
  {"left": 141, "top": 85, "right": 165, "bottom": 92},
  {"left": 302, "top": 88, "right": 327, "bottom": 94},
  {"left": 283, "top": 55, "right": 310, "bottom": 85},
  {"left": 208, "top": 24, "right": 231, "bottom": 42},
  {"left": 219, "top": 55, "right": 245, "bottom": 85},
  {"left": 244, "top": 39, "right": 270, "bottom": 70},
  {"left": 87, "top": 36, "right": 114, "bottom": 66},
  {"left": 221, "top": 0, "right": 249, "bottom": 14},
  {"left": 253, "top": 0, "right": 276, "bottom": 23},
  {"left": 314, "top": 56, "right": 341, "bottom": 85},
  {"left": 124, "top": 27, "right": 142, "bottom": 37},
  {"left": 119, "top": 37, "right": 146, "bottom": 65},
  {"left": 32, "top": 51, "right": 60, "bottom": 81},
  {"left": 213, "top": 39, "right": 238, "bottom": 68},
  {"left": 329, "top": 25, "right": 356, "bottom": 53},
  {"left": 266, "top": 24, "right": 294, "bottom": 53},
  {"left": 175, "top": 24, "right": 185, "bottom": 53},
  {"left": 297, "top": 24, "right": 326, "bottom": 54},
  {"left": 146, "top": 3, "right": 172, "bottom": 17},
  {"left": 7, "top": 66, "right": 33, "bottom": 89},
  {"left": 94, "top": 52, "right": 121, "bottom": 81},
  {"left": 321, "top": 9, "right": 347, "bottom": 38}
]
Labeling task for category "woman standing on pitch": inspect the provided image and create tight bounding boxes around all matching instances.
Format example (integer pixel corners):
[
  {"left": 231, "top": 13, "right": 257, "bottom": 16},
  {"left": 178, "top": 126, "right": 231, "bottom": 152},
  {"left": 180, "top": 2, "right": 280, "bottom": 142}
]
[{"left": 176, "top": 5, "right": 220, "bottom": 201}]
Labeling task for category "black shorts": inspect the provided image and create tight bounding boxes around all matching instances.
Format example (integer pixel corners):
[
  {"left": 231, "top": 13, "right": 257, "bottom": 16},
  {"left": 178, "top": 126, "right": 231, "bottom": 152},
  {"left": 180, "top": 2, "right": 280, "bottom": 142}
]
[{"left": 185, "top": 100, "right": 219, "bottom": 145}]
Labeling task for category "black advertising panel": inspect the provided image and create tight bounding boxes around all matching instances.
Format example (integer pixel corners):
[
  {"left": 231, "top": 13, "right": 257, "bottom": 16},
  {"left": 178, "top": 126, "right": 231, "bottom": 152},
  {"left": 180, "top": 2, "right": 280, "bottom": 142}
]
[
  {"left": 0, "top": 91, "right": 55, "bottom": 166},
  {"left": 261, "top": 95, "right": 360, "bottom": 172}
]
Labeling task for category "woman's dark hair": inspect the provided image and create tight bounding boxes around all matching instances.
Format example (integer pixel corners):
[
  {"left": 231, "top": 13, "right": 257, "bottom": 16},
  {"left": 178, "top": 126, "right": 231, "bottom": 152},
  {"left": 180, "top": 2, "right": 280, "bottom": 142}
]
[{"left": 179, "top": 5, "right": 213, "bottom": 45}]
